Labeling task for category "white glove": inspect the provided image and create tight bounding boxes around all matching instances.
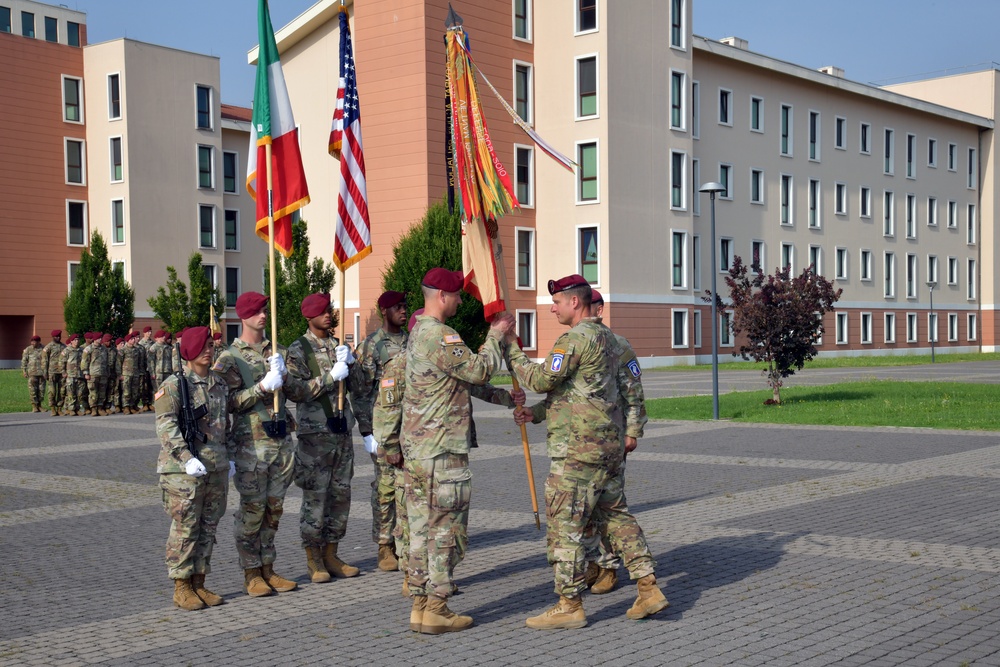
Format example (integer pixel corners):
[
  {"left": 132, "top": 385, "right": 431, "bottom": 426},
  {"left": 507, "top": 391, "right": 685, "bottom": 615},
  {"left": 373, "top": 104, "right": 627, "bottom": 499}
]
[
  {"left": 335, "top": 345, "right": 355, "bottom": 364},
  {"left": 184, "top": 457, "right": 207, "bottom": 478},
  {"left": 330, "top": 361, "right": 350, "bottom": 382},
  {"left": 260, "top": 368, "right": 283, "bottom": 392},
  {"left": 229, "top": 461, "right": 236, "bottom": 479},
  {"left": 363, "top": 434, "right": 379, "bottom": 454},
  {"left": 269, "top": 353, "right": 287, "bottom": 375}
]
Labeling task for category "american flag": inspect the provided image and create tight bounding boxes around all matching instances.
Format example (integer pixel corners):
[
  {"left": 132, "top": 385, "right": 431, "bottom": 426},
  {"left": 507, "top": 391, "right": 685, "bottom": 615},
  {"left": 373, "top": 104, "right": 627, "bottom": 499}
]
[{"left": 329, "top": 7, "right": 371, "bottom": 271}]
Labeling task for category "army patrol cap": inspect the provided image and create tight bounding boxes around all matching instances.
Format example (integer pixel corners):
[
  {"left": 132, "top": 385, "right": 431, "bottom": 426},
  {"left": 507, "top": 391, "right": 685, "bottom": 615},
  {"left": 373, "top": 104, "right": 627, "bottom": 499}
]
[
  {"left": 591, "top": 290, "right": 604, "bottom": 305},
  {"left": 377, "top": 290, "right": 406, "bottom": 310},
  {"left": 300, "top": 292, "right": 331, "bottom": 318},
  {"left": 180, "top": 326, "right": 211, "bottom": 361},
  {"left": 30, "top": 335, "right": 40, "bottom": 342},
  {"left": 235, "top": 291, "right": 269, "bottom": 319},
  {"left": 51, "top": 330, "right": 61, "bottom": 337},
  {"left": 422, "top": 268, "right": 464, "bottom": 293},
  {"left": 547, "top": 274, "right": 590, "bottom": 295}
]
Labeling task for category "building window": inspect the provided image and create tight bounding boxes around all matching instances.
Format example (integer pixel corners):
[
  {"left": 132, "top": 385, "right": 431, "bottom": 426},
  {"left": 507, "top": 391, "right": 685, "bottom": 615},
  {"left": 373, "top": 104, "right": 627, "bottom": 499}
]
[
  {"left": 44, "top": 15, "right": 56, "bottom": 42},
  {"left": 109, "top": 137, "right": 123, "bottom": 182},
  {"left": 780, "top": 104, "right": 792, "bottom": 155},
  {"left": 948, "top": 313, "right": 958, "bottom": 342},
  {"left": 68, "top": 261, "right": 80, "bottom": 290},
  {"left": 968, "top": 148, "right": 977, "bottom": 188},
  {"left": 750, "top": 96, "right": 763, "bottom": 132},
  {"left": 750, "top": 169, "right": 764, "bottom": 204},
  {"left": 693, "top": 310, "right": 702, "bottom": 347},
  {"left": 67, "top": 201, "right": 87, "bottom": 246},
  {"left": 226, "top": 323, "right": 241, "bottom": 343},
  {"left": 719, "top": 164, "right": 732, "bottom": 199},
  {"left": 692, "top": 235, "right": 700, "bottom": 290},
  {"left": 197, "top": 146, "right": 214, "bottom": 189},
  {"left": 907, "top": 313, "right": 918, "bottom": 343},
  {"left": 513, "top": 0, "right": 530, "bottom": 40},
  {"left": 927, "top": 197, "right": 937, "bottom": 226},
  {"left": 515, "top": 62, "right": 532, "bottom": 123},
  {"left": 968, "top": 313, "right": 977, "bottom": 342},
  {"left": 906, "top": 133, "right": 915, "bottom": 178},
  {"left": 836, "top": 312, "right": 848, "bottom": 344},
  {"left": 21, "top": 10, "right": 33, "bottom": 37},
  {"left": 781, "top": 242, "right": 794, "bottom": 272},
  {"left": 928, "top": 313, "right": 938, "bottom": 343},
  {"left": 927, "top": 138, "right": 937, "bottom": 167},
  {"left": 670, "top": 70, "right": 685, "bottom": 130},
  {"left": 669, "top": 310, "right": 688, "bottom": 347},
  {"left": 671, "top": 151, "right": 685, "bottom": 209},
  {"left": 0, "top": 7, "right": 9, "bottom": 33},
  {"left": 577, "top": 142, "right": 598, "bottom": 202},
  {"left": 515, "top": 145, "right": 534, "bottom": 207},
  {"left": 225, "top": 267, "right": 240, "bottom": 308},
  {"left": 67, "top": 21, "right": 79, "bottom": 46},
  {"left": 718, "top": 88, "right": 732, "bottom": 125},
  {"left": 808, "top": 111, "right": 820, "bottom": 160},
  {"left": 223, "top": 151, "right": 238, "bottom": 194},
  {"left": 579, "top": 226, "right": 598, "bottom": 283},
  {"left": 671, "top": 231, "right": 686, "bottom": 288},
  {"left": 835, "top": 182, "right": 847, "bottom": 215},
  {"left": 884, "top": 313, "right": 896, "bottom": 343},
  {"left": 720, "top": 311, "right": 734, "bottom": 347},
  {"left": 65, "top": 139, "right": 85, "bottom": 184},
  {"left": 967, "top": 204, "right": 976, "bottom": 244},
  {"left": 883, "top": 191, "right": 894, "bottom": 236},
  {"left": 884, "top": 128, "right": 894, "bottom": 175},
  {"left": 63, "top": 76, "right": 82, "bottom": 123},
  {"left": 199, "top": 205, "right": 215, "bottom": 248},
  {"left": 835, "top": 247, "right": 847, "bottom": 280},
  {"left": 927, "top": 255, "right": 938, "bottom": 285},
  {"left": 884, "top": 252, "right": 895, "bottom": 298},
  {"left": 111, "top": 199, "right": 125, "bottom": 244},
  {"left": 691, "top": 81, "right": 700, "bottom": 139},
  {"left": 691, "top": 158, "right": 700, "bottom": 215},
  {"left": 203, "top": 264, "right": 218, "bottom": 291},
  {"left": 517, "top": 311, "right": 536, "bottom": 350},
  {"left": 905, "top": 253, "right": 917, "bottom": 299},
  {"left": 720, "top": 238, "right": 733, "bottom": 272},
  {"left": 808, "top": 179, "right": 820, "bottom": 228},
  {"left": 780, "top": 174, "right": 793, "bottom": 225},
  {"left": 196, "top": 85, "right": 213, "bottom": 130},
  {"left": 670, "top": 0, "right": 684, "bottom": 48},
  {"left": 751, "top": 240, "right": 764, "bottom": 273},
  {"left": 516, "top": 228, "right": 534, "bottom": 288},
  {"left": 947, "top": 257, "right": 958, "bottom": 285},
  {"left": 108, "top": 73, "right": 121, "bottom": 120},
  {"left": 905, "top": 194, "right": 916, "bottom": 238},
  {"left": 860, "top": 249, "right": 872, "bottom": 281},
  {"left": 224, "top": 210, "right": 239, "bottom": 251},
  {"left": 835, "top": 116, "right": 846, "bottom": 149},
  {"left": 809, "top": 245, "right": 822, "bottom": 276},
  {"left": 860, "top": 186, "right": 871, "bottom": 218},
  {"left": 860, "top": 313, "right": 872, "bottom": 344},
  {"left": 947, "top": 200, "right": 958, "bottom": 228},
  {"left": 948, "top": 143, "right": 957, "bottom": 171},
  {"left": 967, "top": 258, "right": 976, "bottom": 300},
  {"left": 860, "top": 122, "right": 871, "bottom": 154},
  {"left": 577, "top": 0, "right": 596, "bottom": 33}
]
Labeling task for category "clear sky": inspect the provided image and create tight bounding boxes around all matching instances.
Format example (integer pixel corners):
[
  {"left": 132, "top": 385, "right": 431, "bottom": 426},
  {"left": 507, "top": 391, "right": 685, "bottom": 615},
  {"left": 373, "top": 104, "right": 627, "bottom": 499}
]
[{"left": 71, "top": 0, "right": 1000, "bottom": 108}]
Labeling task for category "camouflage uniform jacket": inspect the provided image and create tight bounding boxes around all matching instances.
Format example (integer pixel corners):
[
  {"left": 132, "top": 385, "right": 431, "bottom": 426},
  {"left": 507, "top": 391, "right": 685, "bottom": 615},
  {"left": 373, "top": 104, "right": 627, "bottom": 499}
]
[
  {"left": 212, "top": 337, "right": 330, "bottom": 448},
  {"left": 110, "top": 346, "right": 122, "bottom": 378},
  {"left": 150, "top": 342, "right": 172, "bottom": 375},
  {"left": 21, "top": 345, "right": 45, "bottom": 376},
  {"left": 171, "top": 343, "right": 182, "bottom": 373},
  {"left": 82, "top": 344, "right": 109, "bottom": 377},
  {"left": 42, "top": 341, "right": 66, "bottom": 377},
  {"left": 507, "top": 317, "right": 622, "bottom": 464},
  {"left": 352, "top": 327, "right": 407, "bottom": 435},
  {"left": 376, "top": 352, "right": 515, "bottom": 458},
  {"left": 286, "top": 330, "right": 363, "bottom": 437},
  {"left": 121, "top": 344, "right": 145, "bottom": 376},
  {"left": 401, "top": 315, "right": 505, "bottom": 460},
  {"left": 154, "top": 368, "right": 230, "bottom": 473},
  {"left": 62, "top": 345, "right": 83, "bottom": 379}
]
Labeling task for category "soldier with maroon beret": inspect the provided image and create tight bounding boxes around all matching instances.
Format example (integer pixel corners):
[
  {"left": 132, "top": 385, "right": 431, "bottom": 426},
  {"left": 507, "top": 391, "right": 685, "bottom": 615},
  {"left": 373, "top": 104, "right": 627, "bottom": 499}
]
[
  {"left": 42, "top": 330, "right": 66, "bottom": 415},
  {"left": 22, "top": 335, "right": 46, "bottom": 412}
]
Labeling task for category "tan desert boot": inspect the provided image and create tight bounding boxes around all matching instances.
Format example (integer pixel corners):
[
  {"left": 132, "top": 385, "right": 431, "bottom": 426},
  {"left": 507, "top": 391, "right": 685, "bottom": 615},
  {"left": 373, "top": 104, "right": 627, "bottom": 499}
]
[
  {"left": 243, "top": 567, "right": 273, "bottom": 597},
  {"left": 261, "top": 564, "right": 297, "bottom": 592},
  {"left": 305, "top": 546, "right": 332, "bottom": 583},
  {"left": 323, "top": 543, "right": 359, "bottom": 578},
  {"left": 377, "top": 544, "right": 399, "bottom": 572},
  {"left": 591, "top": 567, "right": 618, "bottom": 595},
  {"left": 525, "top": 595, "right": 587, "bottom": 630},
  {"left": 173, "top": 578, "right": 205, "bottom": 611},
  {"left": 190, "top": 574, "right": 224, "bottom": 606},
  {"left": 409, "top": 595, "right": 427, "bottom": 632},
  {"left": 420, "top": 596, "right": 473, "bottom": 634},
  {"left": 626, "top": 574, "right": 669, "bottom": 619}
]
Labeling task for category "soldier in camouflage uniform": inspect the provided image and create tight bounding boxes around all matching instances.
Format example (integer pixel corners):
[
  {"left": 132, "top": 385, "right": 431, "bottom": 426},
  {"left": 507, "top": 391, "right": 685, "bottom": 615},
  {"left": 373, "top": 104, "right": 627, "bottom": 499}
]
[
  {"left": 21, "top": 336, "right": 46, "bottom": 412},
  {"left": 151, "top": 331, "right": 173, "bottom": 388},
  {"left": 61, "top": 335, "right": 84, "bottom": 416},
  {"left": 352, "top": 290, "right": 408, "bottom": 572},
  {"left": 286, "top": 292, "right": 365, "bottom": 583},
  {"left": 42, "top": 330, "right": 66, "bottom": 415},
  {"left": 122, "top": 333, "right": 146, "bottom": 414},
  {"left": 212, "top": 332, "right": 225, "bottom": 364},
  {"left": 78, "top": 333, "right": 94, "bottom": 412},
  {"left": 155, "top": 326, "right": 233, "bottom": 611},
  {"left": 508, "top": 275, "right": 668, "bottom": 630},
  {"left": 109, "top": 338, "right": 125, "bottom": 413},
  {"left": 213, "top": 291, "right": 331, "bottom": 598},
  {"left": 138, "top": 327, "right": 155, "bottom": 411},
  {"left": 83, "top": 334, "right": 110, "bottom": 416},
  {"left": 401, "top": 268, "right": 514, "bottom": 635},
  {"left": 171, "top": 331, "right": 183, "bottom": 373}
]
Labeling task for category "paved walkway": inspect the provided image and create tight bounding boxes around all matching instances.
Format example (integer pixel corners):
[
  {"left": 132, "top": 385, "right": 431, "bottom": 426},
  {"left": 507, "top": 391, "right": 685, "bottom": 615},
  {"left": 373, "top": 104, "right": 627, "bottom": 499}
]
[{"left": 1, "top": 368, "right": 1000, "bottom": 665}]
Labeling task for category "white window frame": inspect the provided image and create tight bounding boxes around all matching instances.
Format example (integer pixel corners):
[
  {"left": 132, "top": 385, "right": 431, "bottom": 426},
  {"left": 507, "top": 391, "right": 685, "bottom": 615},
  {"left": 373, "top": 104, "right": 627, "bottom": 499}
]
[
  {"left": 906, "top": 313, "right": 918, "bottom": 343},
  {"left": 780, "top": 103, "right": 793, "bottom": 156},
  {"left": 750, "top": 95, "right": 763, "bottom": 133},
  {"left": 195, "top": 84, "right": 214, "bottom": 131},
  {"left": 860, "top": 249, "right": 872, "bottom": 282},
  {"left": 575, "top": 139, "right": 600, "bottom": 204},
  {"left": 66, "top": 199, "right": 88, "bottom": 247},
  {"left": 199, "top": 204, "right": 216, "bottom": 250},
  {"left": 691, "top": 158, "right": 700, "bottom": 215},
  {"left": 808, "top": 109, "right": 821, "bottom": 161},
  {"left": 927, "top": 196, "right": 937, "bottom": 227},
  {"left": 947, "top": 257, "right": 958, "bottom": 285},
  {"left": 967, "top": 204, "right": 976, "bottom": 244},
  {"left": 513, "top": 60, "right": 533, "bottom": 125},
  {"left": 927, "top": 313, "right": 938, "bottom": 343},
  {"left": 905, "top": 193, "right": 916, "bottom": 239},
  {"left": 575, "top": 0, "right": 598, "bottom": 35},
  {"left": 692, "top": 235, "right": 701, "bottom": 290},
  {"left": 906, "top": 133, "right": 916, "bottom": 179},
  {"left": 64, "top": 138, "right": 86, "bottom": 186},
  {"left": 574, "top": 54, "right": 599, "bottom": 121},
  {"left": 835, "top": 247, "right": 847, "bottom": 280},
  {"left": 884, "top": 127, "right": 895, "bottom": 175},
  {"left": 948, "top": 313, "right": 958, "bottom": 342},
  {"left": 671, "top": 229, "right": 687, "bottom": 289},
  {"left": 967, "top": 258, "right": 976, "bottom": 300},
  {"left": 860, "top": 312, "right": 872, "bottom": 344},
  {"left": 693, "top": 310, "right": 702, "bottom": 347},
  {"left": 860, "top": 122, "right": 871, "bottom": 155},
  {"left": 808, "top": 178, "right": 821, "bottom": 228},
  {"left": 968, "top": 147, "right": 977, "bottom": 189},
  {"left": 67, "top": 260, "right": 80, "bottom": 291},
  {"left": 884, "top": 312, "right": 896, "bottom": 344},
  {"left": 967, "top": 313, "right": 977, "bottom": 342},
  {"left": 720, "top": 310, "right": 734, "bottom": 347},
  {"left": 222, "top": 150, "right": 239, "bottom": 194},
  {"left": 718, "top": 87, "right": 733, "bottom": 126},
  {"left": 107, "top": 72, "right": 122, "bottom": 121},
  {"left": 514, "top": 226, "right": 535, "bottom": 290},
  {"left": 111, "top": 259, "right": 126, "bottom": 282},
  {"left": 197, "top": 144, "right": 214, "bottom": 190},
  {"left": 691, "top": 80, "right": 700, "bottom": 140},
  {"left": 224, "top": 209, "right": 241, "bottom": 252},
  {"left": 111, "top": 198, "right": 126, "bottom": 246},
  {"left": 514, "top": 143, "right": 535, "bottom": 208},
  {"left": 905, "top": 253, "right": 917, "bottom": 299},
  {"left": 884, "top": 251, "right": 895, "bottom": 298},
  {"left": 671, "top": 309, "right": 689, "bottom": 348},
  {"left": 947, "top": 200, "right": 958, "bottom": 228},
  {"left": 948, "top": 143, "right": 957, "bottom": 171},
  {"left": 512, "top": 0, "right": 532, "bottom": 42},
  {"left": 515, "top": 310, "right": 537, "bottom": 351},
  {"left": 808, "top": 245, "right": 822, "bottom": 276},
  {"left": 835, "top": 312, "right": 848, "bottom": 345},
  {"left": 927, "top": 255, "right": 939, "bottom": 286},
  {"left": 780, "top": 242, "right": 794, "bottom": 273},
  {"left": 670, "top": 150, "right": 686, "bottom": 211},
  {"left": 751, "top": 240, "right": 765, "bottom": 274},
  {"left": 719, "top": 237, "right": 733, "bottom": 273},
  {"left": 669, "top": 69, "right": 686, "bottom": 131},
  {"left": 225, "top": 266, "right": 241, "bottom": 309},
  {"left": 834, "top": 116, "right": 846, "bottom": 150},
  {"left": 61, "top": 75, "right": 83, "bottom": 124},
  {"left": 834, "top": 182, "right": 847, "bottom": 215},
  {"left": 718, "top": 163, "right": 733, "bottom": 200},
  {"left": 576, "top": 224, "right": 600, "bottom": 286},
  {"left": 669, "top": 0, "right": 686, "bottom": 50},
  {"left": 860, "top": 186, "right": 871, "bottom": 218},
  {"left": 109, "top": 136, "right": 124, "bottom": 183},
  {"left": 883, "top": 190, "right": 895, "bottom": 237},
  {"left": 927, "top": 137, "right": 937, "bottom": 168},
  {"left": 750, "top": 168, "right": 764, "bottom": 205},
  {"left": 203, "top": 263, "right": 218, "bottom": 292},
  {"left": 780, "top": 173, "right": 793, "bottom": 226}
]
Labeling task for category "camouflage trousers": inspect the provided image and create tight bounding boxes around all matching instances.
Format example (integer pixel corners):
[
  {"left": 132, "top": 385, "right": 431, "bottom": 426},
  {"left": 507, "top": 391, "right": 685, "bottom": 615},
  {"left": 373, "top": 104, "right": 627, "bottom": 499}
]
[
  {"left": 109, "top": 378, "right": 123, "bottom": 409},
  {"left": 160, "top": 470, "right": 228, "bottom": 579},
  {"left": 47, "top": 374, "right": 64, "bottom": 410},
  {"left": 404, "top": 452, "right": 471, "bottom": 599},
  {"left": 582, "top": 460, "right": 627, "bottom": 570},
  {"left": 87, "top": 377, "right": 108, "bottom": 411},
  {"left": 142, "top": 374, "right": 154, "bottom": 407},
  {"left": 294, "top": 433, "right": 354, "bottom": 548},
  {"left": 370, "top": 451, "right": 397, "bottom": 545},
  {"left": 545, "top": 457, "right": 655, "bottom": 598},
  {"left": 123, "top": 375, "right": 142, "bottom": 409},
  {"left": 27, "top": 376, "right": 45, "bottom": 408},
  {"left": 232, "top": 436, "right": 295, "bottom": 569},
  {"left": 391, "top": 466, "right": 408, "bottom": 571},
  {"left": 64, "top": 378, "right": 84, "bottom": 414}
]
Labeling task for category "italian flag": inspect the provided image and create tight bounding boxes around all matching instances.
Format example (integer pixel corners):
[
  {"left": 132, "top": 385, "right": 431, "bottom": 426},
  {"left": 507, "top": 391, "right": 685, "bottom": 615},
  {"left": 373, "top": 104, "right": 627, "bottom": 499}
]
[{"left": 246, "top": 0, "right": 309, "bottom": 257}]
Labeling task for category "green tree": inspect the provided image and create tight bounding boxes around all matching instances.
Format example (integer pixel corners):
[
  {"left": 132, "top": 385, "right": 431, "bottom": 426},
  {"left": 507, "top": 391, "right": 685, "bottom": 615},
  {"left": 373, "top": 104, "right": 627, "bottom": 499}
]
[
  {"left": 147, "top": 253, "right": 223, "bottom": 332},
  {"left": 263, "top": 220, "right": 336, "bottom": 347},
  {"left": 63, "top": 231, "right": 135, "bottom": 337},
  {"left": 381, "top": 201, "right": 488, "bottom": 351}
]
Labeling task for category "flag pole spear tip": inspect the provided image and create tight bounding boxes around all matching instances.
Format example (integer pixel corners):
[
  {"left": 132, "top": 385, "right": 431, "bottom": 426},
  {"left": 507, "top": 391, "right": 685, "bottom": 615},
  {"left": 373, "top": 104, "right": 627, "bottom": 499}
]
[{"left": 445, "top": 4, "right": 463, "bottom": 29}]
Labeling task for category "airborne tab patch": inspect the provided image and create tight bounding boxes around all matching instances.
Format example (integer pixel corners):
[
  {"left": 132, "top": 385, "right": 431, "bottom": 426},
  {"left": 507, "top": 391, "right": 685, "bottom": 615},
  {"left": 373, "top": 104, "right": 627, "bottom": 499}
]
[{"left": 444, "top": 334, "right": 463, "bottom": 345}]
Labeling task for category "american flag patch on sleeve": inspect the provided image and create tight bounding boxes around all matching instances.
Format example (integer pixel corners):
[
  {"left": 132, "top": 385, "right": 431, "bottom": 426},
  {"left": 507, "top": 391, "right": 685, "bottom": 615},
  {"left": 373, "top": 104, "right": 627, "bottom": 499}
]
[{"left": 444, "top": 334, "right": 463, "bottom": 345}]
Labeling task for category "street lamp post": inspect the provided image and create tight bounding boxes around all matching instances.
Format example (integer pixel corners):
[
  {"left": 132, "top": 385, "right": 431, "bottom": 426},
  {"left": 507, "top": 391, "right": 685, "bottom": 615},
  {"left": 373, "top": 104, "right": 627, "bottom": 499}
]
[
  {"left": 699, "top": 181, "right": 725, "bottom": 420},
  {"left": 926, "top": 280, "right": 937, "bottom": 363}
]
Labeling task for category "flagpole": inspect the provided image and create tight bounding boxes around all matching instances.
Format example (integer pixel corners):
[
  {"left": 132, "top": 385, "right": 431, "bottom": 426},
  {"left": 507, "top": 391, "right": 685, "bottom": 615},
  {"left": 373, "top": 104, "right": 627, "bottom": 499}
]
[
  {"left": 265, "top": 141, "right": 280, "bottom": 415},
  {"left": 511, "top": 369, "right": 540, "bottom": 530},
  {"left": 337, "top": 269, "right": 347, "bottom": 414}
]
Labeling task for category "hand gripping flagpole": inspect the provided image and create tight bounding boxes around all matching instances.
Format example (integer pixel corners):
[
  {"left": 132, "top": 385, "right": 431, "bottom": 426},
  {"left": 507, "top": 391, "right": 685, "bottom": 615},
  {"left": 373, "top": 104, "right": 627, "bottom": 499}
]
[{"left": 265, "top": 142, "right": 280, "bottom": 416}]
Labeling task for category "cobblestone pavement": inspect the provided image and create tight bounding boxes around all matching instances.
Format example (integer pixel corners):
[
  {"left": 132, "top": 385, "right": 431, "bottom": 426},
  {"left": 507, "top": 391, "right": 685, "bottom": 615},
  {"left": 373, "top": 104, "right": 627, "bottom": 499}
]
[{"left": 3, "top": 375, "right": 1000, "bottom": 665}]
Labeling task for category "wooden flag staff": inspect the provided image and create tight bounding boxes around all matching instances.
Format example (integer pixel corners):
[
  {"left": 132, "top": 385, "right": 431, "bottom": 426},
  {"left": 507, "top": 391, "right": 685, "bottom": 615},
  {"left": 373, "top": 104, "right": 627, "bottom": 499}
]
[{"left": 510, "top": 369, "right": 540, "bottom": 530}]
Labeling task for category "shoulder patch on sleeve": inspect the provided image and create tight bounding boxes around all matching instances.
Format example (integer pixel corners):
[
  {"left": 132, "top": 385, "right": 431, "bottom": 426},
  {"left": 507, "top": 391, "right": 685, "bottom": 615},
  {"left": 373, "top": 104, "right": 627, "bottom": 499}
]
[
  {"left": 550, "top": 351, "right": 565, "bottom": 372},
  {"left": 443, "top": 334, "right": 463, "bottom": 345},
  {"left": 212, "top": 360, "right": 225, "bottom": 372},
  {"left": 381, "top": 378, "right": 395, "bottom": 388},
  {"left": 154, "top": 387, "right": 165, "bottom": 401},
  {"left": 626, "top": 359, "right": 642, "bottom": 378}
]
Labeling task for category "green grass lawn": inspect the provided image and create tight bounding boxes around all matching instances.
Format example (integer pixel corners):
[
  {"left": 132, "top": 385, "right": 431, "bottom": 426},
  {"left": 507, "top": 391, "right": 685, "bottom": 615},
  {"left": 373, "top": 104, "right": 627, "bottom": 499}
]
[
  {"left": 0, "top": 369, "right": 32, "bottom": 413},
  {"left": 646, "top": 380, "right": 1000, "bottom": 430},
  {"left": 650, "top": 351, "right": 1000, "bottom": 372}
]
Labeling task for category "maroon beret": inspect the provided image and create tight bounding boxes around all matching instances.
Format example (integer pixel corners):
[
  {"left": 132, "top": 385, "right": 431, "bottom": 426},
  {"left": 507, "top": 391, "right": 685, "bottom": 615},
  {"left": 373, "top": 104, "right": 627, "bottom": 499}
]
[
  {"left": 83, "top": 333, "right": 92, "bottom": 341},
  {"left": 68, "top": 334, "right": 79, "bottom": 343},
  {"left": 94, "top": 332, "right": 103, "bottom": 339},
  {"left": 235, "top": 291, "right": 269, "bottom": 320},
  {"left": 31, "top": 335, "right": 41, "bottom": 342},
  {"left": 115, "top": 337, "right": 124, "bottom": 345},
  {"left": 300, "top": 292, "right": 332, "bottom": 318},
  {"left": 422, "top": 268, "right": 464, "bottom": 293},
  {"left": 547, "top": 274, "right": 590, "bottom": 295},
  {"left": 101, "top": 334, "right": 112, "bottom": 343},
  {"left": 180, "top": 326, "right": 211, "bottom": 361},
  {"left": 142, "top": 325, "right": 152, "bottom": 333},
  {"left": 51, "top": 330, "right": 61, "bottom": 337},
  {"left": 213, "top": 332, "right": 223, "bottom": 340},
  {"left": 377, "top": 290, "right": 406, "bottom": 310},
  {"left": 154, "top": 330, "right": 164, "bottom": 338},
  {"left": 408, "top": 308, "right": 425, "bottom": 332},
  {"left": 591, "top": 290, "right": 604, "bottom": 305}
]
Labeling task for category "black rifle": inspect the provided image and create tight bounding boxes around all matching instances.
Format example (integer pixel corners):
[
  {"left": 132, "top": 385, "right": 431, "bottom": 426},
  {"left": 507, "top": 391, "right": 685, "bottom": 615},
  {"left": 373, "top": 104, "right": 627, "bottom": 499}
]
[{"left": 175, "top": 371, "right": 208, "bottom": 457}]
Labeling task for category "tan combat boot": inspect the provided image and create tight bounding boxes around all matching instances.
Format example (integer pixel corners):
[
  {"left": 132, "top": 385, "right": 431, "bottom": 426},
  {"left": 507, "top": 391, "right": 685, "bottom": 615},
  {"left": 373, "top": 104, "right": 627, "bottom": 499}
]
[
  {"left": 323, "top": 543, "right": 359, "bottom": 578},
  {"left": 190, "top": 574, "right": 224, "bottom": 607},
  {"left": 377, "top": 544, "right": 398, "bottom": 572},
  {"left": 173, "top": 578, "right": 205, "bottom": 611},
  {"left": 584, "top": 561, "right": 600, "bottom": 588},
  {"left": 31, "top": 405, "right": 40, "bottom": 413},
  {"left": 409, "top": 595, "right": 427, "bottom": 632},
  {"left": 260, "top": 563, "right": 297, "bottom": 592},
  {"left": 420, "top": 596, "right": 473, "bottom": 634},
  {"left": 305, "top": 546, "right": 332, "bottom": 583},
  {"left": 243, "top": 567, "right": 273, "bottom": 597},
  {"left": 50, "top": 407, "right": 58, "bottom": 416},
  {"left": 626, "top": 574, "right": 669, "bottom": 620},
  {"left": 90, "top": 407, "right": 99, "bottom": 416},
  {"left": 591, "top": 567, "right": 618, "bottom": 595},
  {"left": 525, "top": 595, "right": 587, "bottom": 630}
]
